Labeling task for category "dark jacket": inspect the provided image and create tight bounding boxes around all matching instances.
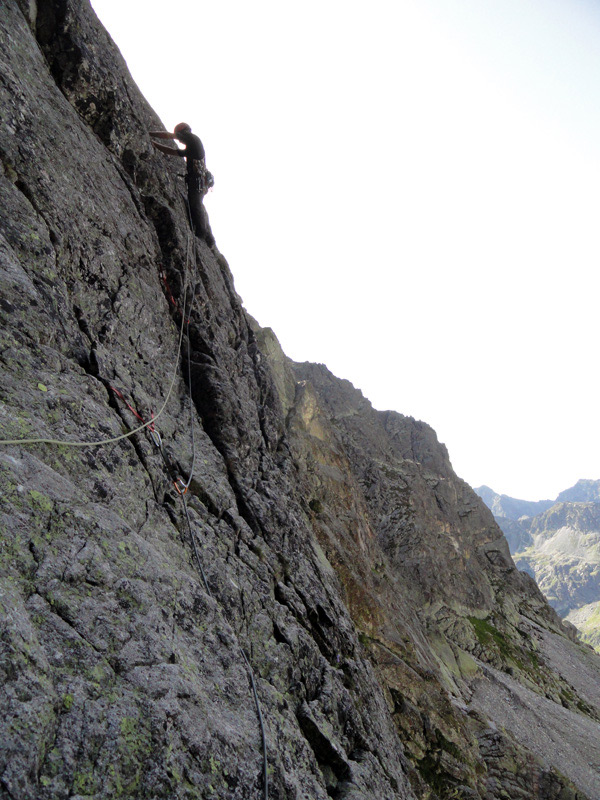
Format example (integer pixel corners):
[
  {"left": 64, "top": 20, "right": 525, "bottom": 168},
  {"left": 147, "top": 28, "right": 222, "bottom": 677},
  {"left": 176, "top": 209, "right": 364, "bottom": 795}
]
[{"left": 174, "top": 130, "right": 205, "bottom": 163}]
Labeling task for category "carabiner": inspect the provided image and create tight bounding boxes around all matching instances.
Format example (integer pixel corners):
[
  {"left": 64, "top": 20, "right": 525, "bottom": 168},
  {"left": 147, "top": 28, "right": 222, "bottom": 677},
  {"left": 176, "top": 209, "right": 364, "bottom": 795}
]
[{"left": 174, "top": 478, "right": 189, "bottom": 496}]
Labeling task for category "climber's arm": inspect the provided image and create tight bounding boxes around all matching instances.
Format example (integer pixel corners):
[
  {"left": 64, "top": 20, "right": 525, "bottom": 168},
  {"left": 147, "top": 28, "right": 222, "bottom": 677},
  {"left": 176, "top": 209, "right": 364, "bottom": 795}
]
[{"left": 151, "top": 141, "right": 184, "bottom": 156}]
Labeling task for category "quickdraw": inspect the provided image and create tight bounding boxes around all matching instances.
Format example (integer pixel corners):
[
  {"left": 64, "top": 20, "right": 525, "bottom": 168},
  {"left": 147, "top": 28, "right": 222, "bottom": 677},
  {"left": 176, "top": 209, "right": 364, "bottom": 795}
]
[
  {"left": 149, "top": 429, "right": 162, "bottom": 449},
  {"left": 173, "top": 477, "right": 189, "bottom": 496},
  {"left": 110, "top": 384, "right": 189, "bottom": 496}
]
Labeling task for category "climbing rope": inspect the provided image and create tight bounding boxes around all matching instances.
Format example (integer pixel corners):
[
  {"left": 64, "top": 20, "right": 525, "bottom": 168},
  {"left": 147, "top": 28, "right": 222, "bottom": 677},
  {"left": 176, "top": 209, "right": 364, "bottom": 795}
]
[
  {"left": 180, "top": 481, "right": 210, "bottom": 595},
  {"left": 109, "top": 385, "right": 154, "bottom": 430},
  {"left": 179, "top": 230, "right": 198, "bottom": 492},
  {"left": 180, "top": 489, "right": 269, "bottom": 800},
  {"left": 0, "top": 187, "right": 269, "bottom": 798},
  {"left": 241, "top": 647, "right": 270, "bottom": 800},
  {"left": 178, "top": 205, "right": 269, "bottom": 800}
]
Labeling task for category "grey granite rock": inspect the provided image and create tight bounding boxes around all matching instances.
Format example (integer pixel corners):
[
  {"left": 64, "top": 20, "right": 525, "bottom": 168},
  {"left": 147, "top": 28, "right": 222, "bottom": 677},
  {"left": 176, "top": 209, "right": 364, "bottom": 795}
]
[{"left": 0, "top": 2, "right": 599, "bottom": 800}]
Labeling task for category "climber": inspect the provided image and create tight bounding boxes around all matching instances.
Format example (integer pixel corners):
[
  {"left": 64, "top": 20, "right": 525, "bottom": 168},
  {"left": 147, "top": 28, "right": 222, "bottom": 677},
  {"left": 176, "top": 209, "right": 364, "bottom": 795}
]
[{"left": 150, "top": 122, "right": 215, "bottom": 245}]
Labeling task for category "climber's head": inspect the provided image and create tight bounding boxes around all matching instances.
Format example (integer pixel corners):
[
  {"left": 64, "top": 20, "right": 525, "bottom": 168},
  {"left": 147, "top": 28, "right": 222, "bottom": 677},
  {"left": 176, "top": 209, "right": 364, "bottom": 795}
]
[{"left": 174, "top": 122, "right": 192, "bottom": 138}]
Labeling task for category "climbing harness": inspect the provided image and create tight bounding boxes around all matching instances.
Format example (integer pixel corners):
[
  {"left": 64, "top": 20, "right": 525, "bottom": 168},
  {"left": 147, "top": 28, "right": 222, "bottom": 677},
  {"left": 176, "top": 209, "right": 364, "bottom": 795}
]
[{"left": 187, "top": 158, "right": 214, "bottom": 197}]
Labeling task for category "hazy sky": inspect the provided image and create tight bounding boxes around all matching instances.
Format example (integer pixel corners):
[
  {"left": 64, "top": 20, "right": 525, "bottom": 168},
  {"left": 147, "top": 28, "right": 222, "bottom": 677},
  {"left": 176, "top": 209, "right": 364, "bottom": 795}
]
[{"left": 90, "top": 0, "right": 600, "bottom": 501}]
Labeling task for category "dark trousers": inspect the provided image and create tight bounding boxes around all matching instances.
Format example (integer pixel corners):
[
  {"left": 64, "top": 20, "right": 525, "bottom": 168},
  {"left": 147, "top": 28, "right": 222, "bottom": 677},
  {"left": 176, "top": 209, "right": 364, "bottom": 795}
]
[{"left": 186, "top": 164, "right": 214, "bottom": 245}]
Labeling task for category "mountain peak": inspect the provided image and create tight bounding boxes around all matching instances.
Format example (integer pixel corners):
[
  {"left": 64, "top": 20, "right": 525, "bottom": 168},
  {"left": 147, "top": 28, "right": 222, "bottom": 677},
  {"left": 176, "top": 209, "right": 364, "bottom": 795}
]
[
  {"left": 473, "top": 486, "right": 554, "bottom": 520},
  {"left": 557, "top": 479, "right": 600, "bottom": 503}
]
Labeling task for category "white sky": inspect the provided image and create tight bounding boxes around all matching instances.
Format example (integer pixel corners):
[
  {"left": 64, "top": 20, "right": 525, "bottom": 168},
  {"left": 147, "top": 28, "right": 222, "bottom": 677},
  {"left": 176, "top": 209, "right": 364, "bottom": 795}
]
[{"left": 90, "top": 0, "right": 600, "bottom": 501}]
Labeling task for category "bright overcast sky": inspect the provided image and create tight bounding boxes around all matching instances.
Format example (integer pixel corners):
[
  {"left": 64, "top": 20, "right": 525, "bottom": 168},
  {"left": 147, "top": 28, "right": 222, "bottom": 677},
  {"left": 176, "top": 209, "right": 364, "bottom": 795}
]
[{"left": 90, "top": 0, "right": 600, "bottom": 501}]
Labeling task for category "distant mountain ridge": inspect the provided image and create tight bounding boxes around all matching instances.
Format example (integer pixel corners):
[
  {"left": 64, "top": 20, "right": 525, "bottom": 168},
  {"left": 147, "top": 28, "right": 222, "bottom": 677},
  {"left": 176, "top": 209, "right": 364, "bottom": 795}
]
[
  {"left": 557, "top": 479, "right": 600, "bottom": 503},
  {"left": 475, "top": 480, "right": 600, "bottom": 520},
  {"left": 476, "top": 481, "right": 600, "bottom": 649},
  {"left": 474, "top": 485, "right": 554, "bottom": 521}
]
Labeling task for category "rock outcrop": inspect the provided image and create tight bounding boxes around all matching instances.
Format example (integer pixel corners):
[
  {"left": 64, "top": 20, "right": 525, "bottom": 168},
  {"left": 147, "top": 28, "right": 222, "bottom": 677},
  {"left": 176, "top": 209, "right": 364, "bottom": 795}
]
[{"left": 1, "top": 2, "right": 599, "bottom": 799}]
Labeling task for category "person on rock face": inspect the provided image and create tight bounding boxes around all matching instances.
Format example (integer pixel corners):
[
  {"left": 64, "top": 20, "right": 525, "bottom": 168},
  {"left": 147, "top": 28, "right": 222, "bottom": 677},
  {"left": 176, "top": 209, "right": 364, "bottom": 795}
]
[{"left": 149, "top": 122, "right": 215, "bottom": 246}]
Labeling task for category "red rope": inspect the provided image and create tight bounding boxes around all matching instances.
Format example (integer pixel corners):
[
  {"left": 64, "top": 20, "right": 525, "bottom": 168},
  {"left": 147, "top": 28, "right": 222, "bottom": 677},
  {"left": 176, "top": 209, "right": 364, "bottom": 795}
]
[
  {"left": 161, "top": 270, "right": 179, "bottom": 309},
  {"left": 161, "top": 271, "right": 191, "bottom": 324},
  {"left": 109, "top": 386, "right": 155, "bottom": 432}
]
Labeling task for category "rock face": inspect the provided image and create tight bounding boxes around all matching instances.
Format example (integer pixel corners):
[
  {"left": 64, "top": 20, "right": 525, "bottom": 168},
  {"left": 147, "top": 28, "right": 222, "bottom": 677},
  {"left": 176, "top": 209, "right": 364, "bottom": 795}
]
[{"left": 1, "top": 2, "right": 600, "bottom": 799}]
